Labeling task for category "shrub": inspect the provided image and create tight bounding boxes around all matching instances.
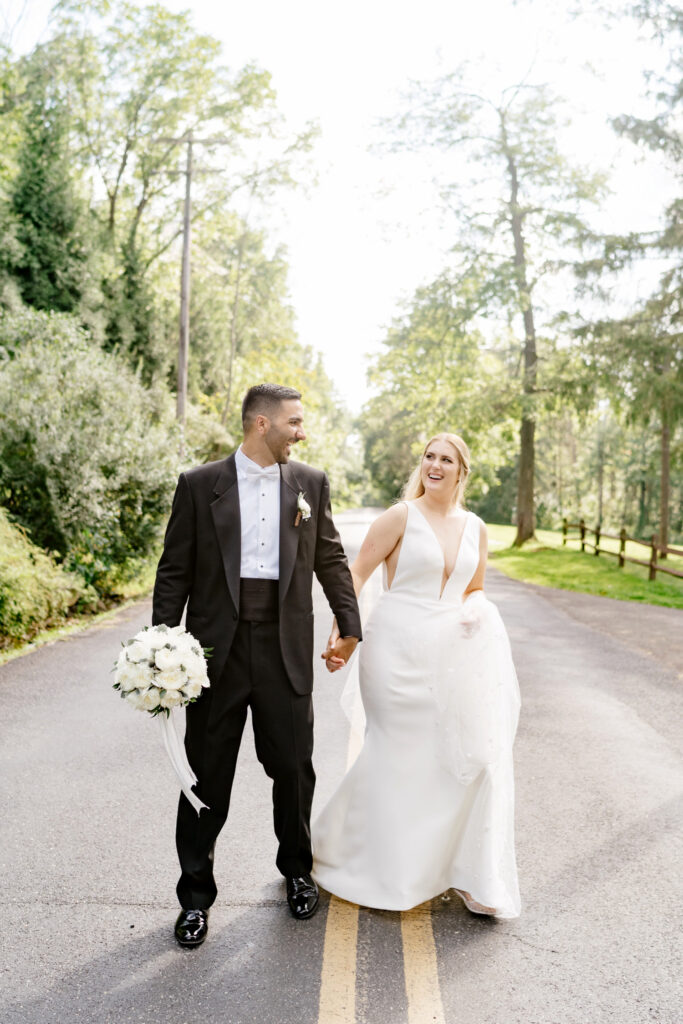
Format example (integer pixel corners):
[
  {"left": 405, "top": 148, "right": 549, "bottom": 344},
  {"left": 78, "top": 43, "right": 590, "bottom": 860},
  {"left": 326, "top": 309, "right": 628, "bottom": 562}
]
[
  {"left": 0, "top": 308, "right": 179, "bottom": 594},
  {"left": 0, "top": 507, "right": 92, "bottom": 648}
]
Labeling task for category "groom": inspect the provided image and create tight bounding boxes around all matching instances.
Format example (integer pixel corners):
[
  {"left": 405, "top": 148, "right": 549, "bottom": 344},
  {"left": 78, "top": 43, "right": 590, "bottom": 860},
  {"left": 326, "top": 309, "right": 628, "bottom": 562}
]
[{"left": 152, "top": 383, "right": 361, "bottom": 948}]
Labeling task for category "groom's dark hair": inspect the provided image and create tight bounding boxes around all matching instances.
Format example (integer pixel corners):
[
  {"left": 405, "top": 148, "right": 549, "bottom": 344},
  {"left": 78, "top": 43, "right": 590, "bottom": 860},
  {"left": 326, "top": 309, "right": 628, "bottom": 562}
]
[{"left": 242, "top": 383, "right": 302, "bottom": 428}]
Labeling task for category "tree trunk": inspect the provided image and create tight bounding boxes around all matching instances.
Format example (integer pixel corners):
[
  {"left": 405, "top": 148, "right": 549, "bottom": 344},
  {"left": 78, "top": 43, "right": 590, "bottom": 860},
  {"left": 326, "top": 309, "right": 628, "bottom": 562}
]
[
  {"left": 637, "top": 479, "right": 647, "bottom": 537},
  {"left": 516, "top": 417, "right": 535, "bottom": 542},
  {"left": 502, "top": 119, "right": 537, "bottom": 547},
  {"left": 597, "top": 420, "right": 604, "bottom": 526},
  {"left": 557, "top": 419, "right": 564, "bottom": 519},
  {"left": 659, "top": 403, "right": 670, "bottom": 557}
]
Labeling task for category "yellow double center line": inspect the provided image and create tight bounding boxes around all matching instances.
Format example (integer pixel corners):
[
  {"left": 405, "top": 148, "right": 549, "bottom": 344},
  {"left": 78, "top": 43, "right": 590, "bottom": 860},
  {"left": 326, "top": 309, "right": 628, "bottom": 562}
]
[
  {"left": 400, "top": 908, "right": 446, "bottom": 1024},
  {"left": 318, "top": 897, "right": 445, "bottom": 1024},
  {"left": 317, "top": 573, "right": 446, "bottom": 1024}
]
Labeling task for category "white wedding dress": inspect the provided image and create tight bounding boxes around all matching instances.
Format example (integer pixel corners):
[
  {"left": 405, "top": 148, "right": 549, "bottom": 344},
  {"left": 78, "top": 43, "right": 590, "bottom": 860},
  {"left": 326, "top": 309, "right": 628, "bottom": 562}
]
[{"left": 312, "top": 502, "right": 521, "bottom": 917}]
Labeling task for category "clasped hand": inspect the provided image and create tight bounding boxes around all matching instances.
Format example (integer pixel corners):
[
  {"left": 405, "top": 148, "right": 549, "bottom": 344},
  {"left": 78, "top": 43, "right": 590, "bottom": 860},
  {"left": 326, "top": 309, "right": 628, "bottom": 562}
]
[{"left": 321, "top": 621, "right": 358, "bottom": 673}]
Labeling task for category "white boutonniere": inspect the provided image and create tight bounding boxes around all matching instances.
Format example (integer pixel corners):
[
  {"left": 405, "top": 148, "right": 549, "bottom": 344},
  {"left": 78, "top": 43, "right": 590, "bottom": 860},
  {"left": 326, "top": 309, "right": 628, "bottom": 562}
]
[{"left": 294, "top": 491, "right": 311, "bottom": 527}]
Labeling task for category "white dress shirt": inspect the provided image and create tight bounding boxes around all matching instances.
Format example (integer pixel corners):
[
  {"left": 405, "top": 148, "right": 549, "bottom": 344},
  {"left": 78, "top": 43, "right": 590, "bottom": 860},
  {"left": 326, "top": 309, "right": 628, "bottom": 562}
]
[{"left": 235, "top": 445, "right": 281, "bottom": 579}]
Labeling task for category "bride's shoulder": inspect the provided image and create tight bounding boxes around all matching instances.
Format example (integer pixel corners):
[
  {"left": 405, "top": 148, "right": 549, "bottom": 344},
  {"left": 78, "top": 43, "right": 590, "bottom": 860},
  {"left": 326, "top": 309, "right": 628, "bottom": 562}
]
[
  {"left": 367, "top": 502, "right": 409, "bottom": 540},
  {"left": 380, "top": 501, "right": 409, "bottom": 527},
  {"left": 357, "top": 502, "right": 408, "bottom": 562}
]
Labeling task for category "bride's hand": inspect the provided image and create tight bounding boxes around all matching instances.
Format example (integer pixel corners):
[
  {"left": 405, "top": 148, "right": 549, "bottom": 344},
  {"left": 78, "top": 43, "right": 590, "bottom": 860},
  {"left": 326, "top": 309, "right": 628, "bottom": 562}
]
[
  {"left": 322, "top": 635, "right": 359, "bottom": 672},
  {"left": 460, "top": 590, "right": 485, "bottom": 638}
]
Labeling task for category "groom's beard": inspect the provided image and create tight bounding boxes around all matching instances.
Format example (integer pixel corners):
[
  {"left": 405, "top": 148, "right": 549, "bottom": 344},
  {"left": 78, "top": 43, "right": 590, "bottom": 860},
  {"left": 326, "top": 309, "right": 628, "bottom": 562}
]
[{"left": 265, "top": 429, "right": 298, "bottom": 464}]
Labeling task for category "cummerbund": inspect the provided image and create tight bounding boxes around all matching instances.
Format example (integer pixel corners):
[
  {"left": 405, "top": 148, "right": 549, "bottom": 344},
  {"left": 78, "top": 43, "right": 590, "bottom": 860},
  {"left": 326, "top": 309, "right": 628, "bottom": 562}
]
[{"left": 239, "top": 578, "right": 279, "bottom": 621}]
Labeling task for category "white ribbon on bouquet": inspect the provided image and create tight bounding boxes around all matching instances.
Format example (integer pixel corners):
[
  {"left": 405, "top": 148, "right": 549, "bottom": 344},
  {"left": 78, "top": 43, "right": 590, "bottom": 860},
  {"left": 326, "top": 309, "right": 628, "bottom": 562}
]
[{"left": 158, "top": 712, "right": 208, "bottom": 814}]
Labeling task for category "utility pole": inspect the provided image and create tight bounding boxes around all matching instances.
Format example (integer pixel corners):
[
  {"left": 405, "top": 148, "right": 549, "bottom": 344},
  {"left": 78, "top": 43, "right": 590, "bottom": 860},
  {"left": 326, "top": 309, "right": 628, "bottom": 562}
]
[
  {"left": 154, "top": 131, "right": 233, "bottom": 449},
  {"left": 177, "top": 132, "right": 193, "bottom": 430}
]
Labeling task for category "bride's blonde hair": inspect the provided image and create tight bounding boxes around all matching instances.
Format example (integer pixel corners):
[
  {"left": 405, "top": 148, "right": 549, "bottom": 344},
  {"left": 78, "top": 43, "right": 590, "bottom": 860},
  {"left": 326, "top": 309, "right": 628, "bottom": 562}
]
[{"left": 402, "top": 432, "right": 471, "bottom": 508}]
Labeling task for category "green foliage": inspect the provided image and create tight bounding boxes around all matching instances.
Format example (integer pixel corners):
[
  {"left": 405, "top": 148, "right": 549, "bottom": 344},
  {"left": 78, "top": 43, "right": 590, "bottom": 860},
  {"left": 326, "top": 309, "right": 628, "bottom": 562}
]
[
  {"left": 488, "top": 526, "right": 683, "bottom": 609},
  {"left": 176, "top": 204, "right": 356, "bottom": 499},
  {"left": 197, "top": 312, "right": 359, "bottom": 503},
  {"left": 0, "top": 308, "right": 179, "bottom": 593},
  {"left": 358, "top": 270, "right": 526, "bottom": 505},
  {"left": 36, "top": 0, "right": 308, "bottom": 375},
  {"left": 8, "top": 91, "right": 90, "bottom": 313},
  {"left": 472, "top": 463, "right": 518, "bottom": 525},
  {"left": 180, "top": 212, "right": 299, "bottom": 410},
  {"left": 0, "top": 50, "right": 30, "bottom": 311},
  {"left": 183, "top": 401, "right": 234, "bottom": 465},
  {"left": 102, "top": 242, "right": 161, "bottom": 381},
  {"left": 374, "top": 71, "right": 607, "bottom": 540},
  {"left": 569, "top": 1, "right": 683, "bottom": 547},
  {"left": 0, "top": 0, "right": 356, "bottom": 650},
  {"left": 0, "top": 506, "right": 92, "bottom": 649},
  {"left": 534, "top": 407, "right": 681, "bottom": 538},
  {"left": 576, "top": 304, "right": 683, "bottom": 432}
]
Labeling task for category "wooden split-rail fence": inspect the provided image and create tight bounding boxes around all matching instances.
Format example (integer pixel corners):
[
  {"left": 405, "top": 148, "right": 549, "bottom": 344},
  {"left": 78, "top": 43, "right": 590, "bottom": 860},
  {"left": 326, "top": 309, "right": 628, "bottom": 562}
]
[{"left": 562, "top": 519, "right": 683, "bottom": 583}]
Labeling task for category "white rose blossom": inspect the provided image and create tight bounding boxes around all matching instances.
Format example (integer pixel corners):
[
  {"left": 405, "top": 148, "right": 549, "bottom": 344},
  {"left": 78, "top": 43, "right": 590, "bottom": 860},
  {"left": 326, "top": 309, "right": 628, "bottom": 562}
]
[
  {"left": 160, "top": 689, "right": 186, "bottom": 708},
  {"left": 117, "top": 664, "right": 139, "bottom": 693},
  {"left": 138, "top": 686, "right": 162, "bottom": 711},
  {"left": 155, "top": 647, "right": 184, "bottom": 672},
  {"left": 133, "top": 664, "right": 152, "bottom": 688},
  {"left": 184, "top": 653, "right": 207, "bottom": 678},
  {"left": 126, "top": 639, "right": 153, "bottom": 664},
  {"left": 157, "top": 666, "right": 186, "bottom": 692},
  {"left": 135, "top": 627, "right": 171, "bottom": 651},
  {"left": 183, "top": 679, "right": 203, "bottom": 700},
  {"left": 125, "top": 688, "right": 146, "bottom": 711}
]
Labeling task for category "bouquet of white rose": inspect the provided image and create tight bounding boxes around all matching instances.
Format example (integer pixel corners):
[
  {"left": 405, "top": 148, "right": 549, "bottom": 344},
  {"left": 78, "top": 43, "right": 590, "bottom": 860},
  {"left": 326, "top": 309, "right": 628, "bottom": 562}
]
[
  {"left": 113, "top": 624, "right": 210, "bottom": 813},
  {"left": 114, "top": 623, "right": 209, "bottom": 714}
]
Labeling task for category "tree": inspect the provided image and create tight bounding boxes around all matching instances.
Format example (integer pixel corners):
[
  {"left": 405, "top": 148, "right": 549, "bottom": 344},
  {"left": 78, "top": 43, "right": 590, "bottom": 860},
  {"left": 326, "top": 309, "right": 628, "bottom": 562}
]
[
  {"left": 34, "top": 0, "right": 312, "bottom": 379},
  {"left": 570, "top": 0, "right": 683, "bottom": 549},
  {"left": 8, "top": 88, "right": 92, "bottom": 313},
  {"left": 379, "top": 71, "right": 607, "bottom": 543},
  {"left": 0, "top": 44, "right": 27, "bottom": 310},
  {"left": 612, "top": 4, "right": 683, "bottom": 551},
  {"left": 576, "top": 295, "right": 683, "bottom": 549},
  {"left": 359, "top": 268, "right": 519, "bottom": 506},
  {"left": 181, "top": 208, "right": 299, "bottom": 415}
]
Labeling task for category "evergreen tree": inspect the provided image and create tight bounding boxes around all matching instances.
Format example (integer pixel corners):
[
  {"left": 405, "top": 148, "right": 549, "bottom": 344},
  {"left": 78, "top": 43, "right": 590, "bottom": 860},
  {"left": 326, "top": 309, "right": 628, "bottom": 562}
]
[{"left": 9, "top": 94, "right": 89, "bottom": 313}]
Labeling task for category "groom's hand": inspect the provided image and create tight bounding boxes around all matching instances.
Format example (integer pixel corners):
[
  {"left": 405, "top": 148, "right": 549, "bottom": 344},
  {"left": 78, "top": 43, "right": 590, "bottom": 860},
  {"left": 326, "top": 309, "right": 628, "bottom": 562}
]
[{"left": 321, "top": 636, "right": 359, "bottom": 673}]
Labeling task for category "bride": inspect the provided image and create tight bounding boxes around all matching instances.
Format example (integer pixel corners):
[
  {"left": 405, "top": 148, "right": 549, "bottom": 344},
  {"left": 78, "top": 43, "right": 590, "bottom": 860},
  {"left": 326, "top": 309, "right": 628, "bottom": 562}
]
[{"left": 314, "top": 433, "right": 521, "bottom": 918}]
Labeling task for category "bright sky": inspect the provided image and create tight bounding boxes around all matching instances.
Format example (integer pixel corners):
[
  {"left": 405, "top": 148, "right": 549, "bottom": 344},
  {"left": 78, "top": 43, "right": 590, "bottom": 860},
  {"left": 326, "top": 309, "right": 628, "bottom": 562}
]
[{"left": 4, "top": 0, "right": 674, "bottom": 411}]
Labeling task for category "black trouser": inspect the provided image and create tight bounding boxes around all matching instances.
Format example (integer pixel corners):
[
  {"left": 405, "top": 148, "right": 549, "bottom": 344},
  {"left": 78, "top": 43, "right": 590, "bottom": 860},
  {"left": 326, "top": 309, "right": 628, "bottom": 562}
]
[{"left": 175, "top": 608, "right": 315, "bottom": 910}]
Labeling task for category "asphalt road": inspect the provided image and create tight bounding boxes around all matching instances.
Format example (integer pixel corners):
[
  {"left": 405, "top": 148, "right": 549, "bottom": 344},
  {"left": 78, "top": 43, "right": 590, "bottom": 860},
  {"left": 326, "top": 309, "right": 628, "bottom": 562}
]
[{"left": 1, "top": 510, "right": 681, "bottom": 1024}]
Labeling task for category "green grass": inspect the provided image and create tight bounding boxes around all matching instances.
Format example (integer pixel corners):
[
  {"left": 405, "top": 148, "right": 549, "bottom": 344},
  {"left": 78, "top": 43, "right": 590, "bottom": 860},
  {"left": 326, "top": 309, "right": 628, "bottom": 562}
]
[{"left": 487, "top": 524, "right": 683, "bottom": 609}]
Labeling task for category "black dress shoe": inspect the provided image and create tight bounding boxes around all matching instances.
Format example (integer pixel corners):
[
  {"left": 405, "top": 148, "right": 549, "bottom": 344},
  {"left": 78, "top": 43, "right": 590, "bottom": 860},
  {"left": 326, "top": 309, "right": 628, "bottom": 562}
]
[
  {"left": 175, "top": 908, "right": 209, "bottom": 948},
  {"left": 286, "top": 874, "right": 319, "bottom": 920}
]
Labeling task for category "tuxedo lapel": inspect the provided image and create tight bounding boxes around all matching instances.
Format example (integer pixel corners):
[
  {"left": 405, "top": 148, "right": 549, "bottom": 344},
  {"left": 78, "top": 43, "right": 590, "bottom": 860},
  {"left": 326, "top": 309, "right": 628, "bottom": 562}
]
[
  {"left": 279, "top": 463, "right": 303, "bottom": 604},
  {"left": 210, "top": 455, "right": 241, "bottom": 613}
]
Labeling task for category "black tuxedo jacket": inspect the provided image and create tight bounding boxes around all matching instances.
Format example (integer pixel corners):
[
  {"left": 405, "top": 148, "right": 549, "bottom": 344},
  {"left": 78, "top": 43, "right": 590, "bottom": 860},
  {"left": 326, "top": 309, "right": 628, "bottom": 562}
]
[{"left": 152, "top": 454, "right": 362, "bottom": 695}]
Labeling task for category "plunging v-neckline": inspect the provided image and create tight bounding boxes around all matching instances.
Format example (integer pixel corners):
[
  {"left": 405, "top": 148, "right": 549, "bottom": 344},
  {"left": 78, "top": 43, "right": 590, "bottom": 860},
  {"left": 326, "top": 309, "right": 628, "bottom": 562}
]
[{"left": 411, "top": 502, "right": 469, "bottom": 599}]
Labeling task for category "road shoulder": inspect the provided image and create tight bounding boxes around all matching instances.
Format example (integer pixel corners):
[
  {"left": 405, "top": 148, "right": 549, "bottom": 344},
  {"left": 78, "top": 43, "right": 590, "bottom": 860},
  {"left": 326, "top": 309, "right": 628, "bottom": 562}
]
[{"left": 489, "top": 567, "right": 683, "bottom": 679}]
